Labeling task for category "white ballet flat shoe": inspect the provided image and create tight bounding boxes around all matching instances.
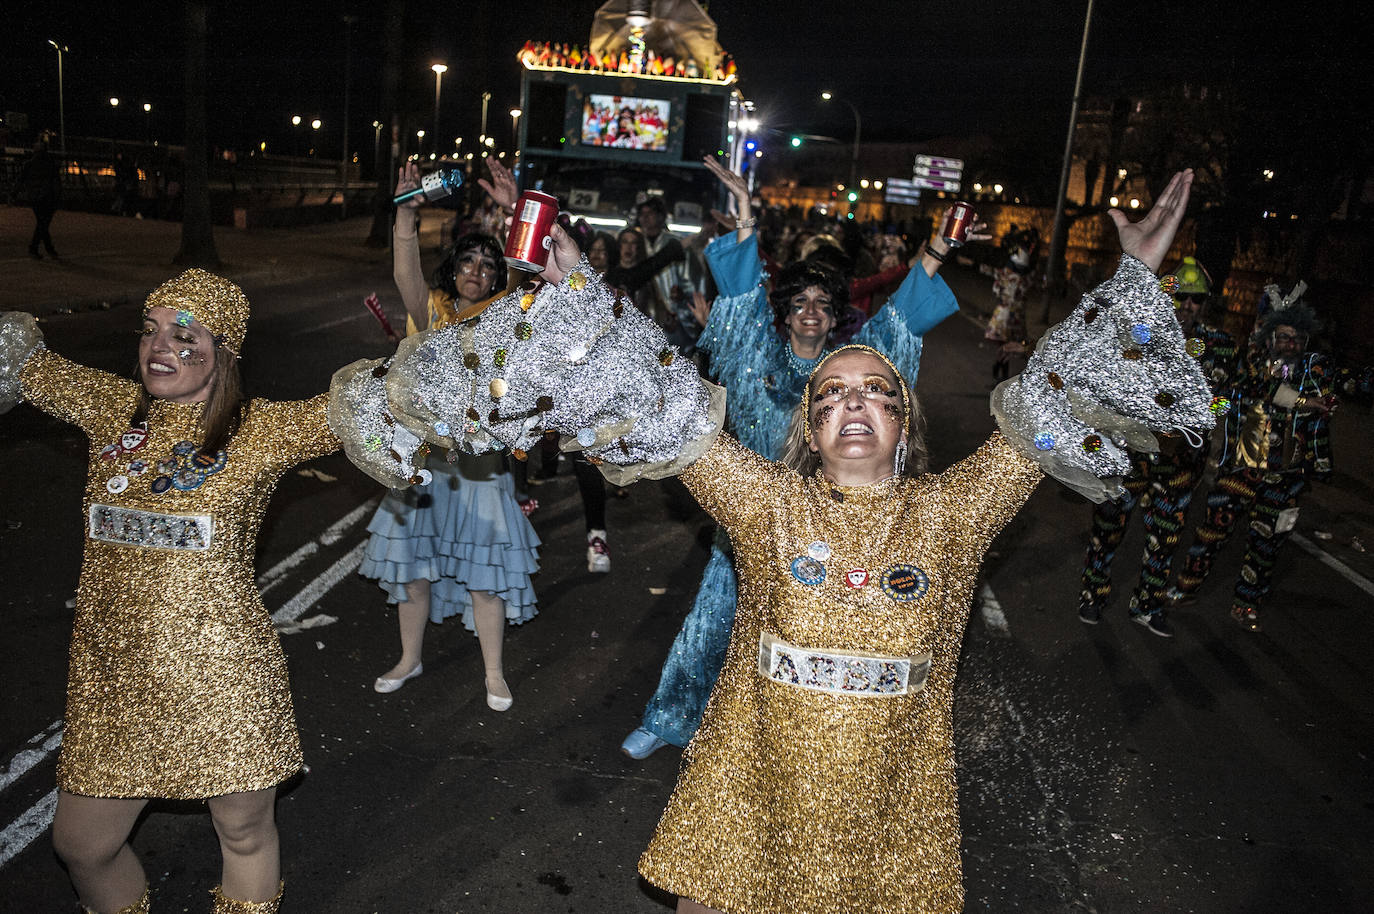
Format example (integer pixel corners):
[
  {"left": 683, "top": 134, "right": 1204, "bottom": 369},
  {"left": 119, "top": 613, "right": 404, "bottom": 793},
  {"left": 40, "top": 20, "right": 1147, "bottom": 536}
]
[
  {"left": 373, "top": 663, "right": 423, "bottom": 693},
  {"left": 486, "top": 678, "right": 513, "bottom": 711}
]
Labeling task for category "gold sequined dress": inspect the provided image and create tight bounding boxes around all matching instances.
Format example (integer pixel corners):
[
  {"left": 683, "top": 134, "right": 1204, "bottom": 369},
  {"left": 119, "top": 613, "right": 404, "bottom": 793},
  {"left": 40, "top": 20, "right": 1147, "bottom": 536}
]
[
  {"left": 639, "top": 431, "right": 1041, "bottom": 914},
  {"left": 20, "top": 350, "right": 339, "bottom": 799}
]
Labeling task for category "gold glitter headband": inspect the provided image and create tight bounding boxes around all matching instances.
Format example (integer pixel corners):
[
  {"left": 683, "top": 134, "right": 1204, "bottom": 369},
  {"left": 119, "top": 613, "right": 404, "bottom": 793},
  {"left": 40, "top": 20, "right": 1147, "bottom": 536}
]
[
  {"left": 142, "top": 269, "right": 250, "bottom": 354},
  {"left": 802, "top": 344, "right": 912, "bottom": 442}
]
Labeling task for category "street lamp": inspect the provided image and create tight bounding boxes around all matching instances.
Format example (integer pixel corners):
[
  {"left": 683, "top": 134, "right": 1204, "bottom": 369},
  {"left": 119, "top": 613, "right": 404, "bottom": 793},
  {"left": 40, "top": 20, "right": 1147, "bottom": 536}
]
[
  {"left": 820, "top": 91, "right": 861, "bottom": 200},
  {"left": 479, "top": 91, "right": 492, "bottom": 149},
  {"left": 373, "top": 120, "right": 384, "bottom": 177},
  {"left": 431, "top": 63, "right": 448, "bottom": 157},
  {"left": 292, "top": 114, "right": 302, "bottom": 156},
  {"left": 509, "top": 107, "right": 522, "bottom": 159},
  {"left": 311, "top": 118, "right": 322, "bottom": 157},
  {"left": 109, "top": 97, "right": 120, "bottom": 140},
  {"left": 142, "top": 102, "right": 152, "bottom": 143},
  {"left": 47, "top": 40, "right": 67, "bottom": 155}
]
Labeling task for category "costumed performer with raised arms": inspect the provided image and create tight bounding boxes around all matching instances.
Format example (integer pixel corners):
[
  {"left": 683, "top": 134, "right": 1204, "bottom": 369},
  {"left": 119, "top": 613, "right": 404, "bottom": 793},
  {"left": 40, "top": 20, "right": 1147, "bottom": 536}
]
[
  {"left": 619, "top": 155, "right": 973, "bottom": 759},
  {"left": 0, "top": 272, "right": 361, "bottom": 913}
]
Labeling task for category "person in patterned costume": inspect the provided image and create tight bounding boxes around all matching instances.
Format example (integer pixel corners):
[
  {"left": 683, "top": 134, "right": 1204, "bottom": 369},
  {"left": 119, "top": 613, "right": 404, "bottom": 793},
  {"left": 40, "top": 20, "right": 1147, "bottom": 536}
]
[
  {"left": 1078, "top": 256, "right": 1236, "bottom": 637},
  {"left": 1166, "top": 282, "right": 1335, "bottom": 630}
]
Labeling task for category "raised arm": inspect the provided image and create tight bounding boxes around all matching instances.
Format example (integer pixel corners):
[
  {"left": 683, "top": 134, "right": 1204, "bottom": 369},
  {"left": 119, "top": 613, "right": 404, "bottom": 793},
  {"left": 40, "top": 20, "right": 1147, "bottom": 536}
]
[
  {"left": 989, "top": 169, "right": 1214, "bottom": 502},
  {"left": 2, "top": 312, "right": 138, "bottom": 437},
  {"left": 391, "top": 162, "right": 431, "bottom": 329}
]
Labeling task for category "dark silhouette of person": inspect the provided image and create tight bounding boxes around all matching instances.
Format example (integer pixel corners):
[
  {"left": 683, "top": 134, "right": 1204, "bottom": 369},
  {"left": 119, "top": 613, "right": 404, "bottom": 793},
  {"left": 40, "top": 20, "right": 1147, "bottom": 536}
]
[{"left": 14, "top": 135, "right": 61, "bottom": 258}]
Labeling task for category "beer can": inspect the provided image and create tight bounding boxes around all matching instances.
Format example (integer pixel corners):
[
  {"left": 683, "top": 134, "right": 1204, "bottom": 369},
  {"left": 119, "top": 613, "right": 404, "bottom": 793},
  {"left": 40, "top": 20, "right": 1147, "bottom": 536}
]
[
  {"left": 940, "top": 202, "right": 974, "bottom": 248},
  {"left": 505, "top": 190, "right": 561, "bottom": 271}
]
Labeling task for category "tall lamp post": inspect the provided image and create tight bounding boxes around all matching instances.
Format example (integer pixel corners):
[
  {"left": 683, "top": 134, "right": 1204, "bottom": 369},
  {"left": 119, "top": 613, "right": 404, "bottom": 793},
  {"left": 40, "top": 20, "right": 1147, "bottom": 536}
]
[
  {"left": 509, "top": 107, "right": 522, "bottom": 160},
  {"left": 291, "top": 114, "right": 302, "bottom": 156},
  {"left": 479, "top": 91, "right": 492, "bottom": 151},
  {"left": 821, "top": 91, "right": 861, "bottom": 201},
  {"left": 431, "top": 63, "right": 448, "bottom": 159},
  {"left": 109, "top": 97, "right": 120, "bottom": 139},
  {"left": 1043, "top": 0, "right": 1096, "bottom": 321},
  {"left": 143, "top": 102, "right": 152, "bottom": 144},
  {"left": 47, "top": 40, "right": 68, "bottom": 155}
]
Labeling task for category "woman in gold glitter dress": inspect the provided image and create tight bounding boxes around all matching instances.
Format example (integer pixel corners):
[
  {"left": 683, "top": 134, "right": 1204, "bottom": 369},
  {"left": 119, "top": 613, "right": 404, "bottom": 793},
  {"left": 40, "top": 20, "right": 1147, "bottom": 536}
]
[
  {"left": 0, "top": 271, "right": 339, "bottom": 914},
  {"left": 359, "top": 169, "right": 1206, "bottom": 913}
]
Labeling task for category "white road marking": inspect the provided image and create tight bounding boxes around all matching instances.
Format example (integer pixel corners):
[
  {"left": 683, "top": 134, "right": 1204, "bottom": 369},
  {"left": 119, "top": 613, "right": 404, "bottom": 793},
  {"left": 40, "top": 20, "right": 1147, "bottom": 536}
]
[
  {"left": 1291, "top": 532, "right": 1374, "bottom": 598},
  {"left": 979, "top": 582, "right": 1011, "bottom": 637},
  {"left": 0, "top": 789, "right": 57, "bottom": 869},
  {"left": 270, "top": 541, "right": 366, "bottom": 626},
  {"left": 258, "top": 496, "right": 377, "bottom": 596},
  {"left": 0, "top": 722, "right": 63, "bottom": 793}
]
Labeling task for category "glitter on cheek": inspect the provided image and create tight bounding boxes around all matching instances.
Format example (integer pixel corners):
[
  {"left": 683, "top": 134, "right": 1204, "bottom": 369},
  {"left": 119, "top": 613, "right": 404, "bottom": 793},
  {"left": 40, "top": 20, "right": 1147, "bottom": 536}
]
[
  {"left": 177, "top": 348, "right": 208, "bottom": 366},
  {"left": 881, "top": 402, "right": 903, "bottom": 425},
  {"left": 812, "top": 404, "right": 836, "bottom": 430}
]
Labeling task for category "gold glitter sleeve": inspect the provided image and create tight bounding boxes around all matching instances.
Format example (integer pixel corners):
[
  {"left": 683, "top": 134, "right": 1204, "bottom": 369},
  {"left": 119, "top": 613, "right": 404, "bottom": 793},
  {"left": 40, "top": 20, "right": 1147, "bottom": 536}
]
[
  {"left": 934, "top": 432, "right": 1042, "bottom": 549},
  {"left": 679, "top": 431, "right": 791, "bottom": 531},
  {"left": 19, "top": 347, "right": 140, "bottom": 438},
  {"left": 249, "top": 394, "right": 341, "bottom": 469}
]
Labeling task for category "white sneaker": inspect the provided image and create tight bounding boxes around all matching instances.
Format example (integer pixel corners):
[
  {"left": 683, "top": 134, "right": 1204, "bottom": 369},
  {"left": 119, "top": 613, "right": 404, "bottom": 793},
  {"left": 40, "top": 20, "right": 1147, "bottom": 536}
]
[{"left": 587, "top": 529, "right": 610, "bottom": 573}]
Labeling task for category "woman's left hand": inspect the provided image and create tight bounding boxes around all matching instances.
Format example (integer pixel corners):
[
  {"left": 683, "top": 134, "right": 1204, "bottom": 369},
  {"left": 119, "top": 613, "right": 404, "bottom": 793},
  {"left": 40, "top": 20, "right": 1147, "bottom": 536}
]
[
  {"left": 1111, "top": 169, "right": 1193, "bottom": 273},
  {"left": 478, "top": 158, "right": 520, "bottom": 212}
]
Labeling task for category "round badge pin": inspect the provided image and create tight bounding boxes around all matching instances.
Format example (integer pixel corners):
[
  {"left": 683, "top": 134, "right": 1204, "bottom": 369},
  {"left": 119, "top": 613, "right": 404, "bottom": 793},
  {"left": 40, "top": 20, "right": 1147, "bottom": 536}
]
[
  {"left": 790, "top": 556, "right": 826, "bottom": 587},
  {"left": 105, "top": 475, "right": 130, "bottom": 495},
  {"left": 191, "top": 450, "right": 218, "bottom": 470},
  {"left": 172, "top": 440, "right": 197, "bottom": 457},
  {"left": 100, "top": 443, "right": 122, "bottom": 461},
  {"left": 172, "top": 468, "right": 206, "bottom": 491},
  {"left": 880, "top": 563, "right": 930, "bottom": 601},
  {"left": 844, "top": 568, "right": 870, "bottom": 589},
  {"left": 127, "top": 459, "right": 149, "bottom": 477},
  {"left": 150, "top": 475, "right": 174, "bottom": 495},
  {"left": 807, "top": 541, "right": 832, "bottom": 561}
]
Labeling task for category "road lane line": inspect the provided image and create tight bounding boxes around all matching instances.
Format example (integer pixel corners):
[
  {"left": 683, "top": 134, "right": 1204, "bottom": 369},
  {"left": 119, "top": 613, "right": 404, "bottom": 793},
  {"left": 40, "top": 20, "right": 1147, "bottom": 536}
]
[
  {"left": 270, "top": 541, "right": 366, "bottom": 625},
  {"left": 0, "top": 789, "right": 58, "bottom": 869},
  {"left": 1291, "top": 533, "right": 1374, "bottom": 598},
  {"left": 979, "top": 583, "right": 1011, "bottom": 637},
  {"left": 0, "top": 722, "right": 63, "bottom": 794},
  {"left": 257, "top": 496, "right": 378, "bottom": 595}
]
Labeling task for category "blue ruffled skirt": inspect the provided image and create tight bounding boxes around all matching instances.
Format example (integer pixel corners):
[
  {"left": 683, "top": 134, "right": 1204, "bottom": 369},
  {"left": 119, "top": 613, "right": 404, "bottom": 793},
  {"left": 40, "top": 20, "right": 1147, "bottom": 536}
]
[{"left": 358, "top": 452, "right": 541, "bottom": 631}]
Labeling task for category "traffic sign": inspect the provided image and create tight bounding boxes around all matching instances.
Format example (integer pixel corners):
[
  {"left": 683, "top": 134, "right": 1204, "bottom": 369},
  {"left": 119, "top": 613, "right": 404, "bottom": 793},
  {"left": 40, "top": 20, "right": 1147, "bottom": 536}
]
[
  {"left": 883, "top": 177, "right": 922, "bottom": 205},
  {"left": 914, "top": 165, "right": 962, "bottom": 180},
  {"left": 915, "top": 154, "right": 964, "bottom": 171},
  {"left": 911, "top": 176, "right": 961, "bottom": 192}
]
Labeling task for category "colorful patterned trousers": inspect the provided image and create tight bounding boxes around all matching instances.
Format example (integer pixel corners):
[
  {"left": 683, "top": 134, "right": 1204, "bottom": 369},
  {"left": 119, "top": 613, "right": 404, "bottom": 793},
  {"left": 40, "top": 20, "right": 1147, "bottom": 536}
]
[
  {"left": 1080, "top": 449, "right": 1204, "bottom": 618},
  {"left": 1174, "top": 467, "right": 1307, "bottom": 612}
]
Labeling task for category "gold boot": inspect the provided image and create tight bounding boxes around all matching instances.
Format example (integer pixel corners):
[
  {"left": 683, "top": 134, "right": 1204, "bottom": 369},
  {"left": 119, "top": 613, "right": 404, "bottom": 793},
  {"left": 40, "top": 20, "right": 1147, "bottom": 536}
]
[
  {"left": 209, "top": 881, "right": 283, "bottom": 914},
  {"left": 81, "top": 884, "right": 151, "bottom": 914}
]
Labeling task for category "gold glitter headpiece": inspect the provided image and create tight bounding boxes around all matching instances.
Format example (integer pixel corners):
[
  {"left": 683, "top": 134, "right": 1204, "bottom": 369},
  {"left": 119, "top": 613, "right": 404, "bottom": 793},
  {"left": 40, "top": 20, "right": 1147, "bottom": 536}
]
[
  {"left": 143, "top": 269, "right": 250, "bottom": 354},
  {"left": 802, "top": 344, "right": 912, "bottom": 442}
]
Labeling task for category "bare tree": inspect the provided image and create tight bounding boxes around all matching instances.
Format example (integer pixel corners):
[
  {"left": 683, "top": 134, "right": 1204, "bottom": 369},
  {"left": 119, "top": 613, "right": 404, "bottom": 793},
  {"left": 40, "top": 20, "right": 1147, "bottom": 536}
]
[{"left": 174, "top": 1, "right": 220, "bottom": 268}]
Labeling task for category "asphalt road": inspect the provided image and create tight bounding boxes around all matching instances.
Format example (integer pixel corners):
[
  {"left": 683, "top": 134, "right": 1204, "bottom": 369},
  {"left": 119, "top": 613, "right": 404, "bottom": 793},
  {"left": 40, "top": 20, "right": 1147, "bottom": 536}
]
[{"left": 1, "top": 258, "right": 1371, "bottom": 913}]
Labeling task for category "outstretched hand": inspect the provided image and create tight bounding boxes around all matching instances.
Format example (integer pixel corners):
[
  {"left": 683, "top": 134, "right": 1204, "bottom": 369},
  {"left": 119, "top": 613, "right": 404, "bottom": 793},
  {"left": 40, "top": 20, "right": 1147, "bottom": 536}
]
[
  {"left": 689, "top": 291, "right": 712, "bottom": 327},
  {"left": 1111, "top": 169, "right": 1193, "bottom": 273},
  {"left": 478, "top": 158, "right": 519, "bottom": 212},
  {"left": 702, "top": 155, "right": 749, "bottom": 208}
]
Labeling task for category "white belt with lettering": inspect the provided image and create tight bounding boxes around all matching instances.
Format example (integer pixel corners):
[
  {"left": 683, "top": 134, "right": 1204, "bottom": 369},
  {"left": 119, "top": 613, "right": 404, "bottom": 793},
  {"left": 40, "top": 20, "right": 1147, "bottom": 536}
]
[
  {"left": 758, "top": 632, "right": 930, "bottom": 697},
  {"left": 89, "top": 503, "right": 214, "bottom": 552}
]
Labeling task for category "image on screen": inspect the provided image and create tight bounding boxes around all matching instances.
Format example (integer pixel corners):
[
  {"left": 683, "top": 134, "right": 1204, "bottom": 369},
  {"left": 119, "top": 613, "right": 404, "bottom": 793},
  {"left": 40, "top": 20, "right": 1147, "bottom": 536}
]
[{"left": 581, "top": 94, "right": 670, "bottom": 151}]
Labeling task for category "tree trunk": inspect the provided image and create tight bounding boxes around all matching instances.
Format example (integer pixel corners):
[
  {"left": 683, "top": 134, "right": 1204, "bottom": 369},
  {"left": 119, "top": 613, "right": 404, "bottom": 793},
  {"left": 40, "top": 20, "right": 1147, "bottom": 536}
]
[
  {"left": 174, "top": 1, "right": 220, "bottom": 268},
  {"left": 366, "top": 0, "right": 405, "bottom": 248}
]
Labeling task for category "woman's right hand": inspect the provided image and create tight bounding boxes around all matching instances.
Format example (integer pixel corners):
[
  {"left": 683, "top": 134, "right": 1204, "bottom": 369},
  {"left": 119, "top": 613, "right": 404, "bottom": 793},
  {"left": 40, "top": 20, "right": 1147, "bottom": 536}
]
[
  {"left": 394, "top": 162, "right": 422, "bottom": 211},
  {"left": 702, "top": 156, "right": 752, "bottom": 230}
]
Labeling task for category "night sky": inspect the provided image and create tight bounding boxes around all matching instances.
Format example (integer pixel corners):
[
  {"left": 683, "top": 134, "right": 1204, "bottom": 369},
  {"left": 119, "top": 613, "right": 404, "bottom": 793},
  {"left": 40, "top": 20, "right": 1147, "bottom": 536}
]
[{"left": 2, "top": 1, "right": 1366, "bottom": 163}]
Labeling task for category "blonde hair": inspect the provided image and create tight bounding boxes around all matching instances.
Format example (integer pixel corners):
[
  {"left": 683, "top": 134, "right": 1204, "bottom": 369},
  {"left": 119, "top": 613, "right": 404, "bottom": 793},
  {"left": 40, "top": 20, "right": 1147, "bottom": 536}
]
[{"left": 780, "top": 347, "right": 928, "bottom": 478}]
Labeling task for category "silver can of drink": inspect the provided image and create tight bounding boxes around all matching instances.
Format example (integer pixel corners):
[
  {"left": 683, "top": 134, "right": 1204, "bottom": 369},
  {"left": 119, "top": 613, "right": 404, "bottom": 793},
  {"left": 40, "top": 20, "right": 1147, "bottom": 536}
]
[{"left": 939, "top": 202, "right": 974, "bottom": 248}]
